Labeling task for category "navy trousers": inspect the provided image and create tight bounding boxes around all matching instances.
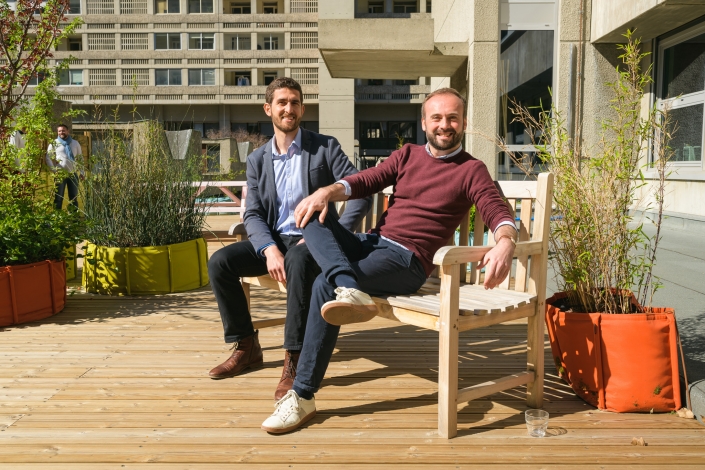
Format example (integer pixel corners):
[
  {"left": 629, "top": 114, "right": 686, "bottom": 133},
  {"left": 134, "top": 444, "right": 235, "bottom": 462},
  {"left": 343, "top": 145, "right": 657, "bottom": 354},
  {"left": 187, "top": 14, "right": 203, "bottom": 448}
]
[
  {"left": 54, "top": 173, "right": 79, "bottom": 210},
  {"left": 293, "top": 213, "right": 427, "bottom": 395},
  {"left": 208, "top": 234, "right": 320, "bottom": 350}
]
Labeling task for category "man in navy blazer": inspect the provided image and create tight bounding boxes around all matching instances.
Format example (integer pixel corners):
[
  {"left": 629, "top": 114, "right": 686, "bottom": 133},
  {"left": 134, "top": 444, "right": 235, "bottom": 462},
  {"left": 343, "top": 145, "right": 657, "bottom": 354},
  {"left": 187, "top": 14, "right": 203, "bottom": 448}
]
[{"left": 207, "top": 77, "right": 370, "bottom": 400}]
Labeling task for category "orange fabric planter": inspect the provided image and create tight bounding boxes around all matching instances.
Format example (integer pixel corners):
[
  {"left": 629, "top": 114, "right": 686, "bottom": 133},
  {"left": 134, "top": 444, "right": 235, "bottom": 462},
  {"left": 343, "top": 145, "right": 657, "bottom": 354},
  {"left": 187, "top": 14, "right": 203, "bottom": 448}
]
[
  {"left": 0, "top": 259, "right": 66, "bottom": 327},
  {"left": 545, "top": 292, "right": 681, "bottom": 413}
]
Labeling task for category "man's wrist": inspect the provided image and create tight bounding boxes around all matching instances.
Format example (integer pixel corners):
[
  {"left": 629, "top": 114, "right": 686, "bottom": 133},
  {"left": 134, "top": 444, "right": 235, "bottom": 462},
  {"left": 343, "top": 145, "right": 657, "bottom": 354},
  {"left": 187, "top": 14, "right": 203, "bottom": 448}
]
[{"left": 496, "top": 234, "right": 516, "bottom": 247}]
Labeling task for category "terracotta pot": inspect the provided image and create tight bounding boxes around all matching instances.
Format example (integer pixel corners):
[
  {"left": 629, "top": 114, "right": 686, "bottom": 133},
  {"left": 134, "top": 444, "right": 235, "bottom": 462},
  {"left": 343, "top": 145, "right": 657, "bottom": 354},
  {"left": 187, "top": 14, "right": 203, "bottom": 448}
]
[
  {"left": 545, "top": 292, "right": 681, "bottom": 412},
  {"left": 0, "top": 259, "right": 67, "bottom": 327},
  {"left": 82, "top": 238, "right": 209, "bottom": 295}
]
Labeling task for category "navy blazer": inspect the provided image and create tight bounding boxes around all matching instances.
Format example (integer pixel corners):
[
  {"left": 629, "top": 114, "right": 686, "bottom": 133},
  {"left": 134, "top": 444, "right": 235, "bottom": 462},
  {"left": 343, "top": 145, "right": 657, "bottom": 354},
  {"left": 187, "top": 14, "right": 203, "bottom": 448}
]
[{"left": 243, "top": 128, "right": 372, "bottom": 253}]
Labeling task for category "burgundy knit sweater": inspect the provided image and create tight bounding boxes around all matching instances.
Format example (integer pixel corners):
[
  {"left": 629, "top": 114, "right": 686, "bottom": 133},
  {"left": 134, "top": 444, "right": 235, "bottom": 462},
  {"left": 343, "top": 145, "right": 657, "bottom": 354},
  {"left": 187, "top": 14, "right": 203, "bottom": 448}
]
[{"left": 343, "top": 144, "right": 515, "bottom": 276}]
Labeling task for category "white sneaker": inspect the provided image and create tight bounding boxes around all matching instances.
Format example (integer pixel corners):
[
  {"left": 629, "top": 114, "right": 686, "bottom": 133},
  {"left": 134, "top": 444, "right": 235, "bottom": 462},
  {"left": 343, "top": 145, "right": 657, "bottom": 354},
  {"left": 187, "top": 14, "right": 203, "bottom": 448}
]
[
  {"left": 261, "top": 390, "right": 316, "bottom": 434},
  {"left": 321, "top": 287, "right": 379, "bottom": 326}
]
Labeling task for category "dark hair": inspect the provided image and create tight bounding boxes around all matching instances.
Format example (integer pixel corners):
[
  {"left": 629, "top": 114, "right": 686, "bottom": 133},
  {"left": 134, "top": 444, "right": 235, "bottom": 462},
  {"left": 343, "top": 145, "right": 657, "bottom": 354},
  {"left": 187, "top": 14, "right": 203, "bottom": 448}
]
[
  {"left": 421, "top": 88, "right": 467, "bottom": 118},
  {"left": 57, "top": 123, "right": 69, "bottom": 130},
  {"left": 265, "top": 77, "right": 303, "bottom": 104}
]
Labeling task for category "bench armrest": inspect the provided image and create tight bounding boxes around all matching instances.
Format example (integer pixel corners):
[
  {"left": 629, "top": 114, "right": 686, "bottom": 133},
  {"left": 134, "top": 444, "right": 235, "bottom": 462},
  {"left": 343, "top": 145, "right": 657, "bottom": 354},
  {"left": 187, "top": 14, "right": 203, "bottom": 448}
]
[
  {"left": 432, "top": 241, "right": 544, "bottom": 266},
  {"left": 228, "top": 222, "right": 248, "bottom": 237}
]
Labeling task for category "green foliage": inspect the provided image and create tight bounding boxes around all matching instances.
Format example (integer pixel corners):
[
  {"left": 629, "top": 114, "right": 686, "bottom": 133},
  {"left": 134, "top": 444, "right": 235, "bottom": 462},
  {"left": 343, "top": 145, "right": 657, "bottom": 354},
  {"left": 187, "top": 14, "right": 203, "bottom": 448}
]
[
  {"left": 501, "top": 31, "right": 672, "bottom": 314},
  {"left": 0, "top": 58, "right": 85, "bottom": 266},
  {"left": 81, "top": 120, "right": 209, "bottom": 248}
]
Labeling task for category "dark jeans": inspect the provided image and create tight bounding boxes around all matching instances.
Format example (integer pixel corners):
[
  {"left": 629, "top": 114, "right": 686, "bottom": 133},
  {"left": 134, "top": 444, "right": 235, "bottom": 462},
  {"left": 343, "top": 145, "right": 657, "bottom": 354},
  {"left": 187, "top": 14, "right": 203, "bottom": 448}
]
[
  {"left": 54, "top": 173, "right": 79, "bottom": 210},
  {"left": 293, "top": 213, "right": 427, "bottom": 395},
  {"left": 207, "top": 234, "right": 321, "bottom": 350}
]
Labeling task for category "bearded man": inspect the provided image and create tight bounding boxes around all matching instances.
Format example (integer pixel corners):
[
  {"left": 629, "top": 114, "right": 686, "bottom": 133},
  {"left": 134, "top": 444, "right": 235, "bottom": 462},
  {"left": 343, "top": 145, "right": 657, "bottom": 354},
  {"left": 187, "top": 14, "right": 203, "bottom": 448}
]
[
  {"left": 260, "top": 87, "right": 518, "bottom": 434},
  {"left": 207, "top": 77, "right": 371, "bottom": 401}
]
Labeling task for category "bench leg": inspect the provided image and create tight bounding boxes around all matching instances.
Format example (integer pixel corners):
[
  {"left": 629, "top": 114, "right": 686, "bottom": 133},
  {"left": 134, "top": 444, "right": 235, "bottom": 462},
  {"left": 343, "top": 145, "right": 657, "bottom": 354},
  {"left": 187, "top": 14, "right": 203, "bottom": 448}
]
[
  {"left": 438, "top": 264, "right": 460, "bottom": 438},
  {"left": 526, "top": 309, "right": 544, "bottom": 408}
]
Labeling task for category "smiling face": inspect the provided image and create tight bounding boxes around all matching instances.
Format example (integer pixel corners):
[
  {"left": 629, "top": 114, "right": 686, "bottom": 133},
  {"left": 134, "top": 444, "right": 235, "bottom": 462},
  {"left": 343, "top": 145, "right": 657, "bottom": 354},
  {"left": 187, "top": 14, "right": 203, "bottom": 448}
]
[
  {"left": 263, "top": 87, "right": 305, "bottom": 134},
  {"left": 421, "top": 93, "right": 467, "bottom": 153},
  {"left": 57, "top": 125, "right": 69, "bottom": 139}
]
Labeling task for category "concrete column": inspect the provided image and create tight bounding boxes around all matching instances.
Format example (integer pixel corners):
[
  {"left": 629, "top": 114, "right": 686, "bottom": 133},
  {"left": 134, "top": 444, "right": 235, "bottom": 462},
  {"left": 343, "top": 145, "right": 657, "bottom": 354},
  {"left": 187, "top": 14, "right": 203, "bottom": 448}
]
[
  {"left": 219, "top": 104, "right": 230, "bottom": 131},
  {"left": 116, "top": 33, "right": 121, "bottom": 50},
  {"left": 251, "top": 0, "right": 257, "bottom": 14},
  {"left": 464, "top": 0, "right": 500, "bottom": 178},
  {"left": 147, "top": 0, "right": 154, "bottom": 14},
  {"left": 82, "top": 33, "right": 88, "bottom": 51},
  {"left": 385, "top": 0, "right": 392, "bottom": 14},
  {"left": 250, "top": 32, "right": 257, "bottom": 49},
  {"left": 251, "top": 67, "right": 258, "bottom": 85},
  {"left": 114, "top": 0, "right": 120, "bottom": 14},
  {"left": 285, "top": 31, "right": 291, "bottom": 49},
  {"left": 318, "top": 60, "right": 355, "bottom": 157},
  {"left": 419, "top": 0, "right": 427, "bottom": 14},
  {"left": 284, "top": 0, "right": 290, "bottom": 14}
]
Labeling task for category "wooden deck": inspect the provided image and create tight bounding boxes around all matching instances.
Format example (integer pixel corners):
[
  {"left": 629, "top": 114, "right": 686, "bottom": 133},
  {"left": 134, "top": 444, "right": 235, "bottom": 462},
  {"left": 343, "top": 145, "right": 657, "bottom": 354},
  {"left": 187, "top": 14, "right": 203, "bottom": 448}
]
[{"left": 1, "top": 282, "right": 704, "bottom": 468}]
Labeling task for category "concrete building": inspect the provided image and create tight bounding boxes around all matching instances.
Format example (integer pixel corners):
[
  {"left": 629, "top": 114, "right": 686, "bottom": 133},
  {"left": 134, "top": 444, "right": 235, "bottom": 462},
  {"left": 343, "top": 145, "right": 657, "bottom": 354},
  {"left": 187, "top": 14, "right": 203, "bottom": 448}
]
[
  {"left": 29, "top": 0, "right": 431, "bottom": 170},
  {"left": 318, "top": 0, "right": 705, "bottom": 228}
]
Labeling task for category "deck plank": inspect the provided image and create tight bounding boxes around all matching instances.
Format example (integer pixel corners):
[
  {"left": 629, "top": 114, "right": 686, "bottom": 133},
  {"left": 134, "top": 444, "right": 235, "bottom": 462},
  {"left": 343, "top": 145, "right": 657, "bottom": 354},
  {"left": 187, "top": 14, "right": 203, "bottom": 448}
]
[{"left": 0, "top": 284, "right": 703, "bottom": 466}]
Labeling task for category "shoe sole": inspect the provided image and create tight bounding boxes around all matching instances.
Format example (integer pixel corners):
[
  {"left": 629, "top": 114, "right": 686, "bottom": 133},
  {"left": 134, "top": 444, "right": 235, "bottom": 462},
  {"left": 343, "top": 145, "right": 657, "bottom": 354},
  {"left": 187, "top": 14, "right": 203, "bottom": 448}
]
[
  {"left": 321, "top": 301, "right": 378, "bottom": 326},
  {"left": 208, "top": 360, "right": 264, "bottom": 379},
  {"left": 261, "top": 410, "right": 317, "bottom": 434}
]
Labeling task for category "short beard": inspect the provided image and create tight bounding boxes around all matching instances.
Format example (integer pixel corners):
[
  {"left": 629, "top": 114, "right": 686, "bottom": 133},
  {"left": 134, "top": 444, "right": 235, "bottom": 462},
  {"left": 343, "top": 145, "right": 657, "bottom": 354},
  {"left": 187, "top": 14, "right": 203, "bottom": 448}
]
[
  {"left": 427, "top": 130, "right": 463, "bottom": 151},
  {"left": 273, "top": 114, "right": 300, "bottom": 133}
]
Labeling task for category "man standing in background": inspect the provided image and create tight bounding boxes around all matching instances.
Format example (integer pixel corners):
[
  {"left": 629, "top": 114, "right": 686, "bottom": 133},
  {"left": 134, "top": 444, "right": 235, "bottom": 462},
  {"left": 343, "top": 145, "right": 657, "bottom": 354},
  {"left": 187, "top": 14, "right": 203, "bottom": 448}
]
[{"left": 46, "top": 123, "right": 83, "bottom": 210}]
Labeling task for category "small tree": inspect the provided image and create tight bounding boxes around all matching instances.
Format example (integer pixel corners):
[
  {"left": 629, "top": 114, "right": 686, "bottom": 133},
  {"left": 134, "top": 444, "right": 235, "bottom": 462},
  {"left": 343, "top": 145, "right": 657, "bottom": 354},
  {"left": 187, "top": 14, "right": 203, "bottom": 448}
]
[{"left": 499, "top": 31, "right": 673, "bottom": 314}]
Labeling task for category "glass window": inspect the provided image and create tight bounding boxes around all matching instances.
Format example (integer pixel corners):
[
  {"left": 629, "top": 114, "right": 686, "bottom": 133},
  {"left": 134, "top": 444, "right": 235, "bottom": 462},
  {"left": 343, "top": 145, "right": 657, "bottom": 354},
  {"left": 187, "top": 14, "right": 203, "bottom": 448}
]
[
  {"left": 394, "top": 79, "right": 416, "bottom": 85},
  {"left": 236, "top": 71, "right": 251, "bottom": 86},
  {"left": 69, "top": 0, "right": 80, "bottom": 14},
  {"left": 189, "top": 0, "right": 213, "bottom": 13},
  {"left": 368, "top": 1, "right": 383, "bottom": 13},
  {"left": 59, "top": 69, "right": 83, "bottom": 85},
  {"left": 189, "top": 33, "right": 215, "bottom": 50},
  {"left": 189, "top": 69, "right": 216, "bottom": 85},
  {"left": 155, "top": 33, "right": 181, "bottom": 50},
  {"left": 28, "top": 73, "right": 46, "bottom": 86},
  {"left": 263, "top": 35, "right": 279, "bottom": 50},
  {"left": 499, "top": 30, "right": 554, "bottom": 147},
  {"left": 393, "top": 1, "right": 417, "bottom": 13},
  {"left": 68, "top": 38, "right": 82, "bottom": 51},
  {"left": 662, "top": 32, "right": 705, "bottom": 98},
  {"left": 156, "top": 69, "right": 182, "bottom": 85},
  {"left": 230, "top": 34, "right": 251, "bottom": 50},
  {"left": 367, "top": 79, "right": 383, "bottom": 86},
  {"left": 263, "top": 2, "right": 277, "bottom": 13},
  {"left": 667, "top": 104, "right": 703, "bottom": 162},
  {"left": 156, "top": 0, "right": 180, "bottom": 14},
  {"left": 231, "top": 2, "right": 250, "bottom": 14},
  {"left": 263, "top": 71, "right": 277, "bottom": 85}
]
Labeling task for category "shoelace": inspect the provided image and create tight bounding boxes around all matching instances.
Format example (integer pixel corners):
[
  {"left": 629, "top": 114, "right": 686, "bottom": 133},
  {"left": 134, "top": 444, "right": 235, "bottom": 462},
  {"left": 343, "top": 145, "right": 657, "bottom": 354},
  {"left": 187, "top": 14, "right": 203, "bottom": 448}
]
[
  {"left": 334, "top": 287, "right": 355, "bottom": 299},
  {"left": 273, "top": 390, "right": 299, "bottom": 419}
]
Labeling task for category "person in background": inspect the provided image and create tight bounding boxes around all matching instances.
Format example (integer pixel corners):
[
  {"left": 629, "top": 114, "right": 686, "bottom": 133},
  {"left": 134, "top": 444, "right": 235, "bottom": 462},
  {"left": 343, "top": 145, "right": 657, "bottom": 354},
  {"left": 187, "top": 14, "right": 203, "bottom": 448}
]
[{"left": 46, "top": 124, "right": 83, "bottom": 210}]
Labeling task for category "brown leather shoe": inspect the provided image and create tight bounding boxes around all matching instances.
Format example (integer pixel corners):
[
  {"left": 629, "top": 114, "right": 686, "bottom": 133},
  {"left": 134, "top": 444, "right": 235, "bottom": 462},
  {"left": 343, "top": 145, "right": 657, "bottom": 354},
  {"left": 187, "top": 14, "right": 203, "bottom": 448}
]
[
  {"left": 209, "top": 330, "right": 263, "bottom": 379},
  {"left": 274, "top": 350, "right": 300, "bottom": 401}
]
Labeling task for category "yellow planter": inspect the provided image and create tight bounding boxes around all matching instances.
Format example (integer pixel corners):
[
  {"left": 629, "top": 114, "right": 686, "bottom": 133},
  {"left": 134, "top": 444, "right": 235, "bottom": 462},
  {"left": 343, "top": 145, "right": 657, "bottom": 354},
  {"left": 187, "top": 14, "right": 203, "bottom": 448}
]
[
  {"left": 82, "top": 238, "right": 209, "bottom": 295},
  {"left": 64, "top": 244, "right": 77, "bottom": 281}
]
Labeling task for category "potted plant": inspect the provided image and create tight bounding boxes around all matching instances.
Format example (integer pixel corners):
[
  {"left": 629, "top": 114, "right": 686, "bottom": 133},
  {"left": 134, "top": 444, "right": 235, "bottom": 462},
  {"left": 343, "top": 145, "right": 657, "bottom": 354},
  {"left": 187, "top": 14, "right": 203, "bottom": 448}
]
[
  {"left": 0, "top": 0, "right": 84, "bottom": 327},
  {"left": 502, "top": 32, "right": 681, "bottom": 412},
  {"left": 81, "top": 120, "right": 210, "bottom": 295}
]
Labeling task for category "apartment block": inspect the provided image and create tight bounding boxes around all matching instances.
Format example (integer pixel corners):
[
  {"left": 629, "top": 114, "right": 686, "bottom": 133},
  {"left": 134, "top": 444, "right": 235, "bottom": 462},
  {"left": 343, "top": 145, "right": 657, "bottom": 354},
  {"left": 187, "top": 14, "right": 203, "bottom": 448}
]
[{"left": 18, "top": 0, "right": 436, "bottom": 167}]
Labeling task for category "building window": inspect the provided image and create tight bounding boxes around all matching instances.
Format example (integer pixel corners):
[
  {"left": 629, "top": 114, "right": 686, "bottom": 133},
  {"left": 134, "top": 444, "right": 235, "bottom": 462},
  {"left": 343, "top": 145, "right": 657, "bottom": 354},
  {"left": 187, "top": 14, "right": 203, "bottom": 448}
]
[
  {"left": 263, "top": 71, "right": 278, "bottom": 85},
  {"left": 194, "top": 122, "right": 219, "bottom": 138},
  {"left": 28, "top": 73, "right": 46, "bottom": 86},
  {"left": 189, "top": 0, "right": 213, "bottom": 13},
  {"left": 263, "top": 2, "right": 277, "bottom": 13},
  {"left": 291, "top": 0, "right": 317, "bottom": 13},
  {"left": 498, "top": 29, "right": 554, "bottom": 180},
  {"left": 155, "top": 0, "right": 180, "bottom": 14},
  {"left": 368, "top": 1, "right": 383, "bottom": 13},
  {"left": 89, "top": 69, "right": 117, "bottom": 86},
  {"left": 359, "top": 121, "right": 416, "bottom": 149},
  {"left": 87, "top": 0, "right": 114, "bottom": 14},
  {"left": 230, "top": 34, "right": 251, "bottom": 50},
  {"left": 155, "top": 33, "right": 181, "bottom": 49},
  {"left": 393, "top": 1, "right": 416, "bottom": 13},
  {"left": 59, "top": 70, "right": 84, "bottom": 86},
  {"left": 236, "top": 71, "right": 251, "bottom": 86},
  {"left": 189, "top": 68, "right": 216, "bottom": 85},
  {"left": 231, "top": 122, "right": 262, "bottom": 134},
  {"left": 189, "top": 33, "right": 215, "bottom": 50},
  {"left": 68, "top": 38, "right": 82, "bottom": 51},
  {"left": 366, "top": 79, "right": 384, "bottom": 86},
  {"left": 69, "top": 0, "right": 81, "bottom": 14},
  {"left": 122, "top": 68, "right": 150, "bottom": 86},
  {"left": 657, "top": 24, "right": 705, "bottom": 166},
  {"left": 87, "top": 33, "right": 116, "bottom": 50},
  {"left": 120, "top": 0, "right": 148, "bottom": 14},
  {"left": 156, "top": 69, "right": 183, "bottom": 85},
  {"left": 394, "top": 79, "right": 417, "bottom": 85},
  {"left": 263, "top": 35, "right": 279, "bottom": 50},
  {"left": 230, "top": 2, "right": 250, "bottom": 13},
  {"left": 291, "top": 68, "right": 318, "bottom": 85},
  {"left": 121, "top": 33, "right": 149, "bottom": 50}
]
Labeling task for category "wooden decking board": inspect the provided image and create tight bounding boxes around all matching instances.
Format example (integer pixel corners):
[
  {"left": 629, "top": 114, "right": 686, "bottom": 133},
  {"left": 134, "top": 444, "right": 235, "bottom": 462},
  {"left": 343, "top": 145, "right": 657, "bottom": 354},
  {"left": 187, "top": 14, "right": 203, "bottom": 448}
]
[{"left": 0, "top": 286, "right": 703, "bottom": 466}]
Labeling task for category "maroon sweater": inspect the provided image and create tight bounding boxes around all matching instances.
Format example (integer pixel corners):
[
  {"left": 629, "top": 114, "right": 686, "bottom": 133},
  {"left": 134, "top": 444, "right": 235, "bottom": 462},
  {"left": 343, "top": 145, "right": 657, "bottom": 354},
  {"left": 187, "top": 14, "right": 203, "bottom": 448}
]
[{"left": 343, "top": 144, "right": 514, "bottom": 276}]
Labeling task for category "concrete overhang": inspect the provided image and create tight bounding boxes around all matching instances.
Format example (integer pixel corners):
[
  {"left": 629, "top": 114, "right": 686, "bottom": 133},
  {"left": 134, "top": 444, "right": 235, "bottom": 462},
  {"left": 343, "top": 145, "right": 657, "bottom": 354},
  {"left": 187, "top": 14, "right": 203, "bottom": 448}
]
[
  {"left": 591, "top": 0, "right": 705, "bottom": 43},
  {"left": 319, "top": 17, "right": 468, "bottom": 79}
]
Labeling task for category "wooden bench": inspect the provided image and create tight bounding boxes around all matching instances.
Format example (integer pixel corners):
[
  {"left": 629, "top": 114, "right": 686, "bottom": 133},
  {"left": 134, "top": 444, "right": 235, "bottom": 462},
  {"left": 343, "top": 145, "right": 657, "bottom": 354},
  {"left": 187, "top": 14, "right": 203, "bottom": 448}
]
[{"left": 227, "top": 173, "right": 554, "bottom": 438}]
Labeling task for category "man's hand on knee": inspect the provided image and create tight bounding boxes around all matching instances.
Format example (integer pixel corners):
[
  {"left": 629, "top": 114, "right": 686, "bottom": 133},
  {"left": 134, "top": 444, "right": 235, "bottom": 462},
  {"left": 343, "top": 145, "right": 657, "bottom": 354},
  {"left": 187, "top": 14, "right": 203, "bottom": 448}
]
[
  {"left": 295, "top": 188, "right": 330, "bottom": 229},
  {"left": 264, "top": 245, "right": 287, "bottom": 283}
]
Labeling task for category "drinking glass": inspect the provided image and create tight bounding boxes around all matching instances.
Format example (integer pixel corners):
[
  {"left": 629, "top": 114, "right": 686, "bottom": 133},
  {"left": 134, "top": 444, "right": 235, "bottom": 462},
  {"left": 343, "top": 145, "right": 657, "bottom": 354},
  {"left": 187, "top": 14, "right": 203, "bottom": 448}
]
[{"left": 525, "top": 409, "right": 549, "bottom": 437}]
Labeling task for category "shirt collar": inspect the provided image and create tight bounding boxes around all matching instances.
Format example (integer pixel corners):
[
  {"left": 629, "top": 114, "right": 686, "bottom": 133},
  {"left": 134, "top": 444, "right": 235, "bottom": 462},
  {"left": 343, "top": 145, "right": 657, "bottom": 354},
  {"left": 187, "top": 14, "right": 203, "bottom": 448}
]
[
  {"left": 272, "top": 128, "right": 302, "bottom": 158},
  {"left": 425, "top": 143, "right": 463, "bottom": 160}
]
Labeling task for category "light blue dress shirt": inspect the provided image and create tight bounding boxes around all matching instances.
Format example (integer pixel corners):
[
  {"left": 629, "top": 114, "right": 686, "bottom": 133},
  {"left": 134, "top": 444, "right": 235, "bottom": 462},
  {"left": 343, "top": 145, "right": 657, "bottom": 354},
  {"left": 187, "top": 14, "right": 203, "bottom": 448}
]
[{"left": 258, "top": 128, "right": 305, "bottom": 257}]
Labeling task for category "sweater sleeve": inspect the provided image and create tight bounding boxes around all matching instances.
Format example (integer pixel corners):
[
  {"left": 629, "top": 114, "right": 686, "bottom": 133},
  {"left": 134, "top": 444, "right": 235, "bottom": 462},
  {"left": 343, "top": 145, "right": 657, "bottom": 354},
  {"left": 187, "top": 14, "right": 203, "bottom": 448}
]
[
  {"left": 467, "top": 161, "right": 515, "bottom": 232},
  {"left": 342, "top": 147, "right": 402, "bottom": 199}
]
